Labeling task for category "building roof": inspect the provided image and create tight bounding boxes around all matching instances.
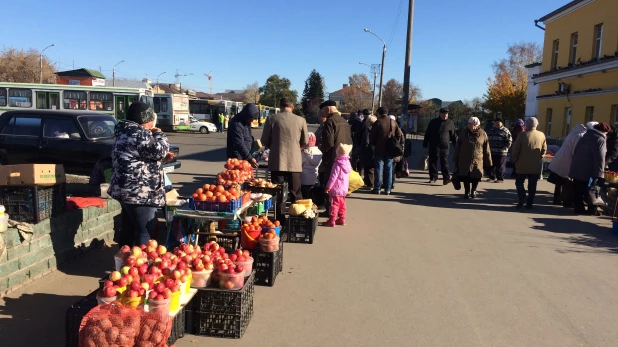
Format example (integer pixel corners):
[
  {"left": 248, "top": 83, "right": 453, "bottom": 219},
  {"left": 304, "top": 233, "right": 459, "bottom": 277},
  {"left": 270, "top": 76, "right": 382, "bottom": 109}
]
[
  {"left": 153, "top": 84, "right": 182, "bottom": 94},
  {"left": 105, "top": 79, "right": 151, "bottom": 89},
  {"left": 55, "top": 68, "right": 106, "bottom": 79},
  {"left": 195, "top": 91, "right": 214, "bottom": 99},
  {"left": 525, "top": 62, "right": 543, "bottom": 68},
  {"left": 330, "top": 85, "right": 372, "bottom": 96},
  {"left": 537, "top": 0, "right": 588, "bottom": 22},
  {"left": 214, "top": 92, "right": 245, "bottom": 102}
]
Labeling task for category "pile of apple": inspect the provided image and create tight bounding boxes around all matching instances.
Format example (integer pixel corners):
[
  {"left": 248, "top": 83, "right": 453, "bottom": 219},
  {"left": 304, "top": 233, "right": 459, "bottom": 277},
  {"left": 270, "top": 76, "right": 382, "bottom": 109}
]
[
  {"left": 259, "top": 228, "right": 280, "bottom": 252},
  {"left": 192, "top": 184, "right": 243, "bottom": 203},
  {"left": 216, "top": 258, "right": 245, "bottom": 290},
  {"left": 218, "top": 158, "right": 254, "bottom": 186},
  {"left": 248, "top": 178, "right": 278, "bottom": 188}
]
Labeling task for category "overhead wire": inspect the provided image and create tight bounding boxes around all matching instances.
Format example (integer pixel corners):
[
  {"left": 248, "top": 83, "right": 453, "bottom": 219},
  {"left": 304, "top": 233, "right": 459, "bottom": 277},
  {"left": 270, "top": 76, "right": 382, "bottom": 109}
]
[{"left": 387, "top": 0, "right": 405, "bottom": 47}]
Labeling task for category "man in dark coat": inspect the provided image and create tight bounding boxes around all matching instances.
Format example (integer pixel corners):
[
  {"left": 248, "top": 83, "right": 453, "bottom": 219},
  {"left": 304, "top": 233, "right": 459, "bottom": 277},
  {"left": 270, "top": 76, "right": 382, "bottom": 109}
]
[
  {"left": 423, "top": 107, "right": 457, "bottom": 184},
  {"left": 227, "top": 103, "right": 259, "bottom": 168},
  {"left": 348, "top": 111, "right": 365, "bottom": 174},
  {"left": 606, "top": 125, "right": 618, "bottom": 170},
  {"left": 319, "top": 100, "right": 352, "bottom": 213}
]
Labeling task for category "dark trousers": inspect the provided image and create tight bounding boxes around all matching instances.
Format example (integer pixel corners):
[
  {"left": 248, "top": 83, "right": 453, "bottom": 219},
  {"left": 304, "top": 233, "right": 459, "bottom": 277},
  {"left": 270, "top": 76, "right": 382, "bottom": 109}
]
[
  {"left": 117, "top": 203, "right": 158, "bottom": 247},
  {"left": 271, "top": 171, "right": 301, "bottom": 223},
  {"left": 460, "top": 175, "right": 480, "bottom": 194},
  {"left": 363, "top": 165, "right": 374, "bottom": 188},
  {"left": 515, "top": 174, "right": 540, "bottom": 206},
  {"left": 301, "top": 184, "right": 313, "bottom": 200},
  {"left": 488, "top": 154, "right": 507, "bottom": 180},
  {"left": 428, "top": 151, "right": 450, "bottom": 181},
  {"left": 351, "top": 153, "right": 363, "bottom": 176},
  {"left": 319, "top": 170, "right": 331, "bottom": 212},
  {"left": 572, "top": 179, "right": 590, "bottom": 214}
]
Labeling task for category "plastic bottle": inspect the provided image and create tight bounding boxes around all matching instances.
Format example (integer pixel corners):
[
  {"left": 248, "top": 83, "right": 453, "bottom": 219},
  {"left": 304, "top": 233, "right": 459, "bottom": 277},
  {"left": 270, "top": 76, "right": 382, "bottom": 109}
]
[{"left": 0, "top": 205, "right": 8, "bottom": 232}]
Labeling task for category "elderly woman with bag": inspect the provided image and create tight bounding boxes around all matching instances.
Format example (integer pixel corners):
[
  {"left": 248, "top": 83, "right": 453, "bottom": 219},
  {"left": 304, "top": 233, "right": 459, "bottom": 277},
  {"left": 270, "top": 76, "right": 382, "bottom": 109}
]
[{"left": 454, "top": 117, "right": 492, "bottom": 199}]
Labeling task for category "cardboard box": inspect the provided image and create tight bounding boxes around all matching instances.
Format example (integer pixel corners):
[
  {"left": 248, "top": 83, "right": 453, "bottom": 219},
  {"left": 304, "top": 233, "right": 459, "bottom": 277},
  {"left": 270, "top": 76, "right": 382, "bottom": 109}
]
[{"left": 0, "top": 164, "right": 66, "bottom": 186}]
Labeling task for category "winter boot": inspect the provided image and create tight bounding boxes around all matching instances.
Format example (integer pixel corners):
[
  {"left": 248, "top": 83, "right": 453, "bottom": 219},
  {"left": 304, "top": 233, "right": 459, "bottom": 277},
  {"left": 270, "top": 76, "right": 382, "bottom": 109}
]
[
  {"left": 321, "top": 219, "right": 336, "bottom": 227},
  {"left": 335, "top": 217, "right": 346, "bottom": 226}
]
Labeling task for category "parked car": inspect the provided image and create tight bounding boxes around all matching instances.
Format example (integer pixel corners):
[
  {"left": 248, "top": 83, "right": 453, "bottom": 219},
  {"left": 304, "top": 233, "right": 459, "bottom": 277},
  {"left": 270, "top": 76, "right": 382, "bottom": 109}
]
[
  {"left": 0, "top": 110, "right": 181, "bottom": 177},
  {"left": 188, "top": 116, "right": 218, "bottom": 134}
]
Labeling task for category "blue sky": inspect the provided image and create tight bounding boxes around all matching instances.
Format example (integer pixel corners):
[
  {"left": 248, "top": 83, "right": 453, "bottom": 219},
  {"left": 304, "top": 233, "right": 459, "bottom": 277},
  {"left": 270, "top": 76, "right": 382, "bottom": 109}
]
[{"left": 1, "top": 0, "right": 567, "bottom": 102}]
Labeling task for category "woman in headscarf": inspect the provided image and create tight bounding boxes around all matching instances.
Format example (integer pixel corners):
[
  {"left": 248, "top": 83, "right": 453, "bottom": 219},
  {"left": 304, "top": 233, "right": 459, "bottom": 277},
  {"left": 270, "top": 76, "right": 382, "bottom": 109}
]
[
  {"left": 227, "top": 103, "right": 260, "bottom": 168},
  {"left": 454, "top": 117, "right": 492, "bottom": 199},
  {"left": 547, "top": 123, "right": 587, "bottom": 206},
  {"left": 108, "top": 102, "right": 169, "bottom": 247}
]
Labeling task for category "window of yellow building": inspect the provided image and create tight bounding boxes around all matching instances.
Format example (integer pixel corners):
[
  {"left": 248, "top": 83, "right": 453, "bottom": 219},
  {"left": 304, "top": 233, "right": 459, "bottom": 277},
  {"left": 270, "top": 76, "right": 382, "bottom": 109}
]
[
  {"left": 586, "top": 106, "right": 595, "bottom": 122},
  {"left": 612, "top": 105, "right": 618, "bottom": 126},
  {"left": 564, "top": 107, "right": 572, "bottom": 136},
  {"left": 569, "top": 33, "right": 578, "bottom": 65},
  {"left": 551, "top": 40, "right": 559, "bottom": 69},
  {"left": 546, "top": 108, "right": 553, "bottom": 136},
  {"left": 593, "top": 23, "right": 603, "bottom": 60}
]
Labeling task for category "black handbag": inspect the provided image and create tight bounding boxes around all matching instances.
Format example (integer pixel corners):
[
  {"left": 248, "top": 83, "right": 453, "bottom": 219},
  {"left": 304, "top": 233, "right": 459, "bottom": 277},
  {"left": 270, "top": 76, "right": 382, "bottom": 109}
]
[
  {"left": 386, "top": 120, "right": 404, "bottom": 157},
  {"left": 451, "top": 172, "right": 461, "bottom": 191}
]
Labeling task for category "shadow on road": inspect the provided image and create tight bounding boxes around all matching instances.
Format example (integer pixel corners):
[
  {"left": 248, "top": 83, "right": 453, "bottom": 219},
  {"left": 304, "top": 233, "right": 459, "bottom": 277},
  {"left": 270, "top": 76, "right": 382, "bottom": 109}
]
[{"left": 531, "top": 217, "right": 618, "bottom": 254}]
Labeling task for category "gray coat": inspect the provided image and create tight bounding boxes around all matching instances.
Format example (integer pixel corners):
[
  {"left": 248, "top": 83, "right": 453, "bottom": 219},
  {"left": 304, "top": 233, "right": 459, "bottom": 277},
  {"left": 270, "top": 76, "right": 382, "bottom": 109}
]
[
  {"left": 261, "top": 111, "right": 308, "bottom": 172},
  {"left": 569, "top": 129, "right": 606, "bottom": 182}
]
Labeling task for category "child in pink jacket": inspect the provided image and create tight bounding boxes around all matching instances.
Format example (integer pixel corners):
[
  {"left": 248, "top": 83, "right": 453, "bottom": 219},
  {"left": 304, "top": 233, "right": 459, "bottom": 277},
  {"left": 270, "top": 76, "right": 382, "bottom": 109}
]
[{"left": 323, "top": 143, "right": 352, "bottom": 227}]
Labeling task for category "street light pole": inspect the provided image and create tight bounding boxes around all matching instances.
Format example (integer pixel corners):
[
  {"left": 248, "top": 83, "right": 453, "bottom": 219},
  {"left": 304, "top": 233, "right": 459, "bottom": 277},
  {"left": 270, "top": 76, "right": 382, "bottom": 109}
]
[
  {"left": 401, "top": 0, "right": 415, "bottom": 117},
  {"left": 156, "top": 72, "right": 166, "bottom": 85},
  {"left": 364, "top": 29, "right": 387, "bottom": 108},
  {"left": 40, "top": 44, "right": 55, "bottom": 84},
  {"left": 113, "top": 60, "right": 124, "bottom": 87},
  {"left": 359, "top": 62, "right": 377, "bottom": 114}
]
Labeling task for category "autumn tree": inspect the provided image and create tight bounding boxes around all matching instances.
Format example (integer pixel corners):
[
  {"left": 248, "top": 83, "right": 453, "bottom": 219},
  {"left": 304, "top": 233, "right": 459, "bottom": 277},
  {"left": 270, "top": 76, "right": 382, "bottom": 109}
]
[
  {"left": 0, "top": 48, "right": 57, "bottom": 83},
  {"left": 348, "top": 73, "right": 372, "bottom": 93},
  {"left": 259, "top": 75, "right": 298, "bottom": 107},
  {"left": 484, "top": 42, "right": 542, "bottom": 122},
  {"left": 301, "top": 69, "right": 325, "bottom": 118},
  {"left": 382, "top": 78, "right": 422, "bottom": 113},
  {"left": 243, "top": 82, "right": 260, "bottom": 104}
]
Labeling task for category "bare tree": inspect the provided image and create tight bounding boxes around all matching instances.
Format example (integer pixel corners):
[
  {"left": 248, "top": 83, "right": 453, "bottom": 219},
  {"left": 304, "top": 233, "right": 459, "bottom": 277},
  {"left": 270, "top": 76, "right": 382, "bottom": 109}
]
[
  {"left": 341, "top": 88, "right": 373, "bottom": 113},
  {"left": 0, "top": 48, "right": 57, "bottom": 83},
  {"left": 243, "top": 82, "right": 260, "bottom": 104},
  {"left": 382, "top": 78, "right": 423, "bottom": 113}
]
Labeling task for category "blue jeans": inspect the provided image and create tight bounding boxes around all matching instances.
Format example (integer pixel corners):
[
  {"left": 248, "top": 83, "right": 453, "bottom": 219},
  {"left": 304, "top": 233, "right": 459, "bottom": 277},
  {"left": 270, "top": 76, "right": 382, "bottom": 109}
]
[
  {"left": 374, "top": 156, "right": 393, "bottom": 193},
  {"left": 118, "top": 203, "right": 158, "bottom": 247},
  {"left": 515, "top": 174, "right": 540, "bottom": 205},
  {"left": 219, "top": 123, "right": 224, "bottom": 133}
]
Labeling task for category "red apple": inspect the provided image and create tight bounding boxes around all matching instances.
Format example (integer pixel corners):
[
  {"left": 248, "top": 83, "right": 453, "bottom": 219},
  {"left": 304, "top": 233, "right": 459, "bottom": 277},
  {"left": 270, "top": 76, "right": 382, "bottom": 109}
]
[
  {"left": 120, "top": 266, "right": 131, "bottom": 276},
  {"left": 179, "top": 243, "right": 189, "bottom": 252},
  {"left": 219, "top": 247, "right": 226, "bottom": 255},
  {"left": 139, "top": 288, "right": 145, "bottom": 296},
  {"left": 128, "top": 267, "right": 139, "bottom": 278},
  {"left": 229, "top": 254, "right": 238, "bottom": 262},
  {"left": 236, "top": 265, "right": 244, "bottom": 273},
  {"left": 148, "top": 290, "right": 158, "bottom": 300},
  {"left": 155, "top": 283, "right": 165, "bottom": 293},
  {"left": 124, "top": 274, "right": 133, "bottom": 283},
  {"left": 141, "top": 282, "right": 149, "bottom": 291},
  {"left": 131, "top": 246, "right": 142, "bottom": 258},
  {"left": 202, "top": 255, "right": 211, "bottom": 263},
  {"left": 218, "top": 264, "right": 228, "bottom": 272},
  {"left": 180, "top": 274, "right": 188, "bottom": 283},
  {"left": 204, "top": 262, "right": 213, "bottom": 271},
  {"left": 135, "top": 257, "right": 145, "bottom": 266},
  {"left": 228, "top": 268, "right": 236, "bottom": 275},
  {"left": 183, "top": 255, "right": 193, "bottom": 264},
  {"left": 140, "top": 244, "right": 147, "bottom": 251},
  {"left": 172, "top": 270, "right": 181, "bottom": 280},
  {"left": 104, "top": 280, "right": 114, "bottom": 288},
  {"left": 242, "top": 250, "right": 250, "bottom": 258},
  {"left": 129, "top": 290, "right": 139, "bottom": 298},
  {"left": 165, "top": 278, "right": 175, "bottom": 289},
  {"left": 125, "top": 256, "right": 137, "bottom": 267},
  {"left": 171, "top": 285, "right": 180, "bottom": 293},
  {"left": 130, "top": 281, "right": 141, "bottom": 291},
  {"left": 147, "top": 239, "right": 158, "bottom": 249},
  {"left": 117, "top": 277, "right": 128, "bottom": 287},
  {"left": 148, "top": 251, "right": 158, "bottom": 260},
  {"left": 159, "top": 260, "right": 170, "bottom": 270},
  {"left": 195, "top": 263, "right": 205, "bottom": 271},
  {"left": 138, "top": 264, "right": 149, "bottom": 275},
  {"left": 222, "top": 253, "right": 229, "bottom": 260},
  {"left": 104, "top": 286, "right": 117, "bottom": 298},
  {"left": 237, "top": 255, "right": 245, "bottom": 262},
  {"left": 162, "top": 268, "right": 171, "bottom": 276},
  {"left": 156, "top": 245, "right": 167, "bottom": 256},
  {"left": 109, "top": 271, "right": 122, "bottom": 282},
  {"left": 224, "top": 281, "right": 234, "bottom": 289},
  {"left": 177, "top": 262, "right": 187, "bottom": 271},
  {"left": 156, "top": 294, "right": 164, "bottom": 301}
]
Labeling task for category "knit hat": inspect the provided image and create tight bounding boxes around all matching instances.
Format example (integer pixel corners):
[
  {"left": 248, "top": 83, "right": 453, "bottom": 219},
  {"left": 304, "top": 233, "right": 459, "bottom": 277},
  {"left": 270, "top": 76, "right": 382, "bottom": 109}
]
[
  {"left": 516, "top": 119, "right": 524, "bottom": 126},
  {"left": 468, "top": 117, "right": 480, "bottom": 126},
  {"left": 127, "top": 102, "right": 155, "bottom": 125},
  {"left": 594, "top": 122, "right": 611, "bottom": 133},
  {"left": 336, "top": 143, "right": 353, "bottom": 157},
  {"left": 307, "top": 132, "right": 316, "bottom": 146}
]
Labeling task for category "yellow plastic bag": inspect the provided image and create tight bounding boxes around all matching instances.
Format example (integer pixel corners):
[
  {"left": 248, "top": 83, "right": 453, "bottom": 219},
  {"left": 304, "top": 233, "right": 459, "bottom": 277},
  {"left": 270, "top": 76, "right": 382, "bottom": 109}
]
[{"left": 348, "top": 170, "right": 364, "bottom": 194}]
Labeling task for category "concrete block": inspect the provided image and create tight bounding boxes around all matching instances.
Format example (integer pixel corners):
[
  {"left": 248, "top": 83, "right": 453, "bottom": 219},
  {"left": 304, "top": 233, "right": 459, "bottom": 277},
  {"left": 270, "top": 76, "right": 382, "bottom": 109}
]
[
  {"left": 8, "top": 268, "right": 29, "bottom": 288},
  {"left": 81, "top": 219, "right": 98, "bottom": 232},
  {"left": 0, "top": 249, "right": 7, "bottom": 264},
  {"left": 0, "top": 260, "right": 18, "bottom": 277},
  {"left": 0, "top": 277, "right": 8, "bottom": 292},
  {"left": 29, "top": 234, "right": 52, "bottom": 252},
  {"left": 32, "top": 218, "right": 51, "bottom": 237},
  {"left": 28, "top": 258, "right": 51, "bottom": 279},
  {"left": 107, "top": 200, "right": 121, "bottom": 212},
  {"left": 18, "top": 246, "right": 54, "bottom": 269},
  {"left": 48, "top": 256, "right": 58, "bottom": 269},
  {"left": 7, "top": 244, "right": 29, "bottom": 261},
  {"left": 3, "top": 228, "right": 22, "bottom": 248}
]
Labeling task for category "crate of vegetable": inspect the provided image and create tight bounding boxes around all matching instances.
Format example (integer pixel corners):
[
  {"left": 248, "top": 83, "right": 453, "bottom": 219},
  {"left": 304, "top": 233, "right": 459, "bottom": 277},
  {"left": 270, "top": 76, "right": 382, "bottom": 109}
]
[{"left": 249, "top": 241, "right": 283, "bottom": 286}]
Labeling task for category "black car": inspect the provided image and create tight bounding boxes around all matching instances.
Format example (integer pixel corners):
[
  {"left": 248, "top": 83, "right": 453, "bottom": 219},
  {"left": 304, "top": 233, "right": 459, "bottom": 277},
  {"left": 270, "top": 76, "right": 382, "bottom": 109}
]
[{"left": 0, "top": 110, "right": 181, "bottom": 177}]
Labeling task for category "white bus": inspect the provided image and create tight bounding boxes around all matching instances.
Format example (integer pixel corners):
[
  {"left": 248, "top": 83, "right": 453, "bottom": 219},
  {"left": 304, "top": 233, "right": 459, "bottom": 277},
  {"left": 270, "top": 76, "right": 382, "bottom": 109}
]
[
  {"left": 154, "top": 93, "right": 190, "bottom": 132},
  {"left": 0, "top": 82, "right": 153, "bottom": 119}
]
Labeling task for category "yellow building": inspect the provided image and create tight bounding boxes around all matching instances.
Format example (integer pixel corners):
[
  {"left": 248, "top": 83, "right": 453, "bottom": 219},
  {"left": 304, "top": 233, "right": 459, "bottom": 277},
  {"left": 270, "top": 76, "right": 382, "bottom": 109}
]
[{"left": 533, "top": 0, "right": 618, "bottom": 138}]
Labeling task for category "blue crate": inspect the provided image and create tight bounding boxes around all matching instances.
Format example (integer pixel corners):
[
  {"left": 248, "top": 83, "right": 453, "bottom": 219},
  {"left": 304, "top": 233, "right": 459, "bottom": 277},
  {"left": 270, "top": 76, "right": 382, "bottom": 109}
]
[
  {"left": 263, "top": 198, "right": 273, "bottom": 211},
  {"left": 261, "top": 225, "right": 281, "bottom": 237},
  {"left": 194, "top": 198, "right": 243, "bottom": 213}
]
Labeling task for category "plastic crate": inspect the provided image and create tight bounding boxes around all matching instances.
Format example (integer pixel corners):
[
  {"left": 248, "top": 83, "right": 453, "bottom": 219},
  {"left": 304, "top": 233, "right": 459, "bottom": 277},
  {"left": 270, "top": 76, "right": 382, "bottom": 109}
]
[
  {"left": 286, "top": 216, "right": 318, "bottom": 244},
  {"left": 167, "top": 306, "right": 186, "bottom": 345},
  {"left": 65, "top": 290, "right": 98, "bottom": 347},
  {"left": 194, "top": 198, "right": 243, "bottom": 213},
  {"left": 188, "top": 271, "right": 255, "bottom": 339},
  {"left": 249, "top": 242, "right": 283, "bottom": 286},
  {"left": 197, "top": 231, "right": 240, "bottom": 253},
  {"left": 263, "top": 197, "right": 273, "bottom": 211},
  {"left": 1, "top": 183, "right": 66, "bottom": 223},
  {"left": 246, "top": 201, "right": 264, "bottom": 216}
]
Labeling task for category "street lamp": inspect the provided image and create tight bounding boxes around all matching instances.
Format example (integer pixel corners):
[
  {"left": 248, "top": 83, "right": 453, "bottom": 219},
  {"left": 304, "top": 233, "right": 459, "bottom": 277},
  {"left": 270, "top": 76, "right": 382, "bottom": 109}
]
[
  {"left": 112, "top": 60, "right": 124, "bottom": 87},
  {"left": 156, "top": 72, "right": 166, "bottom": 85},
  {"left": 359, "top": 62, "right": 377, "bottom": 114},
  {"left": 364, "top": 28, "right": 387, "bottom": 108},
  {"left": 40, "top": 44, "right": 55, "bottom": 84}
]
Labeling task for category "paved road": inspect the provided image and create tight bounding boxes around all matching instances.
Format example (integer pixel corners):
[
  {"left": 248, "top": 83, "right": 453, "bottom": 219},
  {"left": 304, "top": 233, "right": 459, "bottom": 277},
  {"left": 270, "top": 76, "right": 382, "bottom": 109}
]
[{"left": 2, "top": 129, "right": 618, "bottom": 346}]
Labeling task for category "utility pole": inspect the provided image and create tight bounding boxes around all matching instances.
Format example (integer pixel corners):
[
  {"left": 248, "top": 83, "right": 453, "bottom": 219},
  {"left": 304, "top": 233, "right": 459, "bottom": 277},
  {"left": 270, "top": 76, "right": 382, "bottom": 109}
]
[
  {"left": 113, "top": 60, "right": 124, "bottom": 87},
  {"left": 401, "top": 0, "right": 415, "bottom": 118}
]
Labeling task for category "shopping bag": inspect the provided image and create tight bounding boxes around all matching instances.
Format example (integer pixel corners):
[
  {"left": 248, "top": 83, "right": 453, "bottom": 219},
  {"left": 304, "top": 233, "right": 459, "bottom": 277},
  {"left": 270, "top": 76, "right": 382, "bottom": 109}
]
[
  {"left": 418, "top": 155, "right": 429, "bottom": 171},
  {"left": 587, "top": 178, "right": 607, "bottom": 206},
  {"left": 348, "top": 170, "right": 364, "bottom": 194}
]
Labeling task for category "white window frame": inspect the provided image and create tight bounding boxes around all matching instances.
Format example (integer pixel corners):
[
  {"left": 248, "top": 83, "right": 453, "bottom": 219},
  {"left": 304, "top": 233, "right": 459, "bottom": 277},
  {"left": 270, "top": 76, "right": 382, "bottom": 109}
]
[
  {"left": 594, "top": 23, "right": 603, "bottom": 60},
  {"left": 565, "top": 107, "right": 572, "bottom": 136},
  {"left": 552, "top": 40, "right": 560, "bottom": 69},
  {"left": 586, "top": 106, "right": 594, "bottom": 122},
  {"left": 570, "top": 32, "right": 578, "bottom": 65}
]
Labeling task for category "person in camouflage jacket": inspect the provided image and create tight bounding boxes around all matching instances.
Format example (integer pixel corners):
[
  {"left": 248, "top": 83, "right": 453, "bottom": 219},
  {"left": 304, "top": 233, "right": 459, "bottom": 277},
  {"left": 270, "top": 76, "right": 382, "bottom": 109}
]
[
  {"left": 486, "top": 117, "right": 512, "bottom": 182},
  {"left": 108, "top": 102, "right": 169, "bottom": 246}
]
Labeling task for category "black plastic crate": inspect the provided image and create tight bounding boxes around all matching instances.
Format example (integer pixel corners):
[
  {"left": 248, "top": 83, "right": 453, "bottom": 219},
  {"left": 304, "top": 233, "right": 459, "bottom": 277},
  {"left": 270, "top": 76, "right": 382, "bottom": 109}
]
[
  {"left": 0, "top": 183, "right": 66, "bottom": 223},
  {"left": 185, "top": 308, "right": 195, "bottom": 334},
  {"left": 188, "top": 271, "right": 254, "bottom": 339},
  {"left": 286, "top": 216, "right": 318, "bottom": 244},
  {"left": 65, "top": 290, "right": 98, "bottom": 347},
  {"left": 249, "top": 242, "right": 283, "bottom": 286},
  {"left": 197, "top": 231, "right": 240, "bottom": 253},
  {"left": 247, "top": 180, "right": 288, "bottom": 203},
  {"left": 167, "top": 306, "right": 186, "bottom": 345}
]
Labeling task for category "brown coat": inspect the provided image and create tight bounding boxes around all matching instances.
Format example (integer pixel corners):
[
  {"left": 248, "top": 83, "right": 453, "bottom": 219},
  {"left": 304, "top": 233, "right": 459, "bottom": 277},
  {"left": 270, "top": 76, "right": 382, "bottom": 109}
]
[
  {"left": 454, "top": 128, "right": 492, "bottom": 179},
  {"left": 369, "top": 116, "right": 403, "bottom": 157},
  {"left": 261, "top": 111, "right": 308, "bottom": 172},
  {"left": 512, "top": 129, "right": 547, "bottom": 175}
]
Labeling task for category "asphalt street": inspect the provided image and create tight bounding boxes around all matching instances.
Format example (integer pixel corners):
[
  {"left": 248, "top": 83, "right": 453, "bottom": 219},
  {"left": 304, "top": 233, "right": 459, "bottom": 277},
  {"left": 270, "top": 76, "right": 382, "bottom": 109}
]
[{"left": 1, "top": 127, "right": 617, "bottom": 347}]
